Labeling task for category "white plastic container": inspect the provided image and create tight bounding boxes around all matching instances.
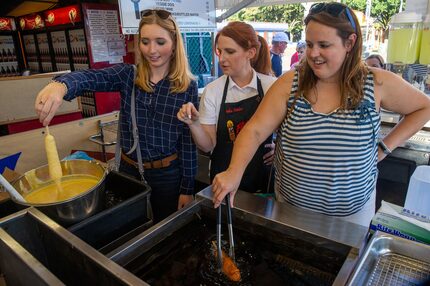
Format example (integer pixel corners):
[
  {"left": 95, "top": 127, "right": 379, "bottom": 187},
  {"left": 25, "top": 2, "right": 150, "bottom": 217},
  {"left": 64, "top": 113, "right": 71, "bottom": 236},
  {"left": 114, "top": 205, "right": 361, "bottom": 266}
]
[{"left": 404, "top": 165, "right": 430, "bottom": 217}]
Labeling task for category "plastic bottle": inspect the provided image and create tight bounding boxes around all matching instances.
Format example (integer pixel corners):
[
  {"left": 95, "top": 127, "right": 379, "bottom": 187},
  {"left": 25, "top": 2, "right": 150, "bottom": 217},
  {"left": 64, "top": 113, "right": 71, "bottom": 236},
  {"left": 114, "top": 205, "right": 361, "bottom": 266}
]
[{"left": 387, "top": 11, "right": 423, "bottom": 64}]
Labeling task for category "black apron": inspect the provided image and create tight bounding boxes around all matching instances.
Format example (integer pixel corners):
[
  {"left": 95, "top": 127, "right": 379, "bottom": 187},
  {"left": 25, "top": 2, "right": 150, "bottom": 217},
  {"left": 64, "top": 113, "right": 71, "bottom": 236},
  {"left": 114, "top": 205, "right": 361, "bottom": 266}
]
[{"left": 210, "top": 76, "right": 272, "bottom": 193}]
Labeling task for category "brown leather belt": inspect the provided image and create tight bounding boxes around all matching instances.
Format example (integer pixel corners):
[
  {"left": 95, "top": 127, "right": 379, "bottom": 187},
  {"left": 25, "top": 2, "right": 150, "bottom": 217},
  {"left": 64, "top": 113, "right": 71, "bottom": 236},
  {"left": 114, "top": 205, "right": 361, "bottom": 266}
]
[{"left": 121, "top": 152, "right": 178, "bottom": 169}]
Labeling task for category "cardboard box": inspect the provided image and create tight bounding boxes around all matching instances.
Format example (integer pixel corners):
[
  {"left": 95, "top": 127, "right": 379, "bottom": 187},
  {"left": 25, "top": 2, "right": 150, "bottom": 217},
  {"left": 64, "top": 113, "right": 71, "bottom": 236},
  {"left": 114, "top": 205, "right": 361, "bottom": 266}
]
[{"left": 370, "top": 201, "right": 430, "bottom": 245}]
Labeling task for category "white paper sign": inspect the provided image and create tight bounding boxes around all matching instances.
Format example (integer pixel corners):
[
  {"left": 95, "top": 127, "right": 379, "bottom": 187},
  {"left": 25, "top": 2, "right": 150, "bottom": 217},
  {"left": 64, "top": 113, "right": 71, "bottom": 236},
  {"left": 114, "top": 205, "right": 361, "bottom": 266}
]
[
  {"left": 85, "top": 9, "right": 124, "bottom": 63},
  {"left": 119, "top": 0, "right": 216, "bottom": 34}
]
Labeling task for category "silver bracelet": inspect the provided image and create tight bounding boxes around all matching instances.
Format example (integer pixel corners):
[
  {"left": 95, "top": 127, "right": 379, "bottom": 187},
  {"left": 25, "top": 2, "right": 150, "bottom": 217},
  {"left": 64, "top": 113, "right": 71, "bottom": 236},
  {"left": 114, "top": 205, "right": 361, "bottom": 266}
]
[
  {"left": 50, "top": 79, "right": 68, "bottom": 95},
  {"left": 379, "top": 140, "right": 392, "bottom": 155}
]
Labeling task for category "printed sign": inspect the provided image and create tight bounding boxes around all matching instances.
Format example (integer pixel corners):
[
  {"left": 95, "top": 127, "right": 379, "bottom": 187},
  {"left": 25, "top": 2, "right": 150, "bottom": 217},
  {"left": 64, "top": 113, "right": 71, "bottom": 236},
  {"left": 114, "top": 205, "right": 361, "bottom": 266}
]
[
  {"left": 84, "top": 9, "right": 124, "bottom": 63},
  {"left": 118, "top": 0, "right": 216, "bottom": 34}
]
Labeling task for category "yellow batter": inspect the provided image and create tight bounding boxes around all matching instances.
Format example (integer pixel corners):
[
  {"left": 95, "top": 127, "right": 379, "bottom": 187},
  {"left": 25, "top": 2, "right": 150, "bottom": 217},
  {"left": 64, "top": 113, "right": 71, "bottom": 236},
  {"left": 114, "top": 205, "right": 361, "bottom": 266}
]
[{"left": 24, "top": 175, "right": 99, "bottom": 204}]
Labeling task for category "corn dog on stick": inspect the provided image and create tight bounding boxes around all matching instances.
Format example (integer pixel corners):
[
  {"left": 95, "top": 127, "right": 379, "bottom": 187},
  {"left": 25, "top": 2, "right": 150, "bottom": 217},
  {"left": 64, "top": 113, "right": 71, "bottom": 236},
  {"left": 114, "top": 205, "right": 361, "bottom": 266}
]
[
  {"left": 211, "top": 241, "right": 241, "bottom": 281},
  {"left": 45, "top": 126, "right": 62, "bottom": 181}
]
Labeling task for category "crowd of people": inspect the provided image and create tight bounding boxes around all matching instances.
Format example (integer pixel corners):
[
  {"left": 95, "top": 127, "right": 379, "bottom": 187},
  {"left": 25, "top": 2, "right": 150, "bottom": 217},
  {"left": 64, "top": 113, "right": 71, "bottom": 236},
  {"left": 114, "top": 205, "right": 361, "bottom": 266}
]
[{"left": 35, "top": 2, "right": 430, "bottom": 227}]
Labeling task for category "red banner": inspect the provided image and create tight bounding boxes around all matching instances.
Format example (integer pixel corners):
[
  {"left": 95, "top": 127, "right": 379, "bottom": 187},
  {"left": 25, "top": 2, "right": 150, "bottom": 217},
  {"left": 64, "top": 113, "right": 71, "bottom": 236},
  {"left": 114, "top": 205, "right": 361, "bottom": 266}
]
[
  {"left": 0, "top": 17, "right": 16, "bottom": 31},
  {"left": 18, "top": 14, "right": 45, "bottom": 30},
  {"left": 43, "top": 5, "right": 81, "bottom": 27}
]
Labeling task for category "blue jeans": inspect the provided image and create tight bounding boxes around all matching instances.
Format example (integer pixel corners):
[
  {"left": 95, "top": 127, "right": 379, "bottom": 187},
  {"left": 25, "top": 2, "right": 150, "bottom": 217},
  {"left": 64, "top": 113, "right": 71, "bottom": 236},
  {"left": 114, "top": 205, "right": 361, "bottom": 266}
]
[{"left": 119, "top": 159, "right": 181, "bottom": 223}]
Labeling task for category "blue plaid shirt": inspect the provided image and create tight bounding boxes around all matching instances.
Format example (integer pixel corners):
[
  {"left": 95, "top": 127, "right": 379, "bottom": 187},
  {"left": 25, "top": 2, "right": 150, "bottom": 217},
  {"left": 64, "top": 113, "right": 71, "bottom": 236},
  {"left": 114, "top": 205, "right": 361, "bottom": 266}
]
[{"left": 56, "top": 64, "right": 198, "bottom": 195}]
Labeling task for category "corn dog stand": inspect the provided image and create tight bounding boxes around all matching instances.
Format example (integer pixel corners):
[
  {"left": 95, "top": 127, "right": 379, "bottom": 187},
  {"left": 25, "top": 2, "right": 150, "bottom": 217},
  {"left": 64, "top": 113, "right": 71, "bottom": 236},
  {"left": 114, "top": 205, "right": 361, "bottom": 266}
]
[{"left": 1, "top": 1, "right": 430, "bottom": 285}]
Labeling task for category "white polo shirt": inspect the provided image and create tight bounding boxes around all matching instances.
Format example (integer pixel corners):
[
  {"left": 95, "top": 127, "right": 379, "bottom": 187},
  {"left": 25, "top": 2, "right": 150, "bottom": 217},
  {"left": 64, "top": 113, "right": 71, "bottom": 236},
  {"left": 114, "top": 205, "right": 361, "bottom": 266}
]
[{"left": 199, "top": 70, "right": 276, "bottom": 126}]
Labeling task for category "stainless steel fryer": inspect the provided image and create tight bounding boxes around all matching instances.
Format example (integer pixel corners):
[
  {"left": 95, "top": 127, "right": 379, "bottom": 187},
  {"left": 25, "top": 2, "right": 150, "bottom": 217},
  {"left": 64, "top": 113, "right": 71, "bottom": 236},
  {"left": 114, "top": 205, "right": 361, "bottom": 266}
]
[
  {"left": 0, "top": 207, "right": 147, "bottom": 285},
  {"left": 0, "top": 187, "right": 370, "bottom": 285},
  {"left": 107, "top": 188, "right": 369, "bottom": 286}
]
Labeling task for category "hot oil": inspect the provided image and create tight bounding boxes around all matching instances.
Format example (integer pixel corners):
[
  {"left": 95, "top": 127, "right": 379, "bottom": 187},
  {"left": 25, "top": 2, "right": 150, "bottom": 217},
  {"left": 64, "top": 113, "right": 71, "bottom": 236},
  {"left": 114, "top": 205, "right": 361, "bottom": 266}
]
[
  {"left": 127, "top": 217, "right": 338, "bottom": 286},
  {"left": 24, "top": 175, "right": 99, "bottom": 204}
]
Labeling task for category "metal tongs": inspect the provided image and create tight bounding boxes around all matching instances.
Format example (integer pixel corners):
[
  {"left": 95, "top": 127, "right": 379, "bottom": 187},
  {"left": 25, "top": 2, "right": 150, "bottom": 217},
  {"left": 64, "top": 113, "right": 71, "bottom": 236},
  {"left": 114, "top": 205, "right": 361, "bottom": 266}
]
[{"left": 216, "top": 193, "right": 235, "bottom": 270}]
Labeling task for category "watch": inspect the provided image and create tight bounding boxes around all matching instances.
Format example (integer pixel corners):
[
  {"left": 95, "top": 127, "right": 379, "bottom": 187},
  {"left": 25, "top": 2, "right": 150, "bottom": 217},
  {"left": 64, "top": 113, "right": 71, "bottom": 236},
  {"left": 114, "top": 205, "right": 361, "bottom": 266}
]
[{"left": 379, "top": 140, "right": 392, "bottom": 155}]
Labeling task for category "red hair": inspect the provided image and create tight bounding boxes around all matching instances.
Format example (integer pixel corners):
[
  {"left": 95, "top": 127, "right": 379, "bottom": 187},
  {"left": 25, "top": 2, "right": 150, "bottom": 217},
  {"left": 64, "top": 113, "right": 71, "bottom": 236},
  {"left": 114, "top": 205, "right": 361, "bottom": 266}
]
[{"left": 215, "top": 22, "right": 272, "bottom": 75}]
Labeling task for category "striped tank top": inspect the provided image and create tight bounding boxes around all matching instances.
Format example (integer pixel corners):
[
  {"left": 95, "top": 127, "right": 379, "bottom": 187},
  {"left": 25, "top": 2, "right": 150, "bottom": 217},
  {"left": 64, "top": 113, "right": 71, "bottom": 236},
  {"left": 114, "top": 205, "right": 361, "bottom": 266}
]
[{"left": 274, "top": 70, "right": 380, "bottom": 216}]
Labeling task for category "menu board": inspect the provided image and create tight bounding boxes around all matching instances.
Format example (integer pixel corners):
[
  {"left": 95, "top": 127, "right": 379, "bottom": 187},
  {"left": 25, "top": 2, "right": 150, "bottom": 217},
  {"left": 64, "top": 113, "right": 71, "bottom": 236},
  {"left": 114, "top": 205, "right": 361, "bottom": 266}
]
[{"left": 119, "top": 0, "right": 216, "bottom": 34}]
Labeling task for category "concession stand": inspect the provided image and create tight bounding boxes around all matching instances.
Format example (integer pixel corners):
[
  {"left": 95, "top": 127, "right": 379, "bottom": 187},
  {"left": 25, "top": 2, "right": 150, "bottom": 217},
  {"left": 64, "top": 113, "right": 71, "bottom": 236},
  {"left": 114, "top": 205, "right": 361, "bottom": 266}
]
[{"left": 0, "top": 0, "right": 429, "bottom": 285}]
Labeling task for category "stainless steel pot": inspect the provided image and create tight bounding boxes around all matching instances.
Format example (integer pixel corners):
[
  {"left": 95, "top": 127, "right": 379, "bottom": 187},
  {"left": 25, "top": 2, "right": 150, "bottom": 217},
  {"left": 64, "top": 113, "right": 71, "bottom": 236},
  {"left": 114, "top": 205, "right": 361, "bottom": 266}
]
[{"left": 11, "top": 159, "right": 106, "bottom": 226}]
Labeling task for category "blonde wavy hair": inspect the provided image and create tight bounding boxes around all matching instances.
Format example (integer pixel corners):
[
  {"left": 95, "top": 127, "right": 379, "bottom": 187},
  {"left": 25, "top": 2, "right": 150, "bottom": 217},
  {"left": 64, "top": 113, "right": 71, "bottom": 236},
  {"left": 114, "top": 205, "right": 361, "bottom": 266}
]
[
  {"left": 296, "top": 2, "right": 368, "bottom": 110},
  {"left": 135, "top": 11, "right": 194, "bottom": 93}
]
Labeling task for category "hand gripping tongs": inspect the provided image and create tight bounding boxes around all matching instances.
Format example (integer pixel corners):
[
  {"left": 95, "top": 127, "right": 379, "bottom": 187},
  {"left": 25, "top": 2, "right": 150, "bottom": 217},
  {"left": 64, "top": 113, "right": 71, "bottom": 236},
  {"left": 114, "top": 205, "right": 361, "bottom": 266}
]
[{"left": 216, "top": 193, "right": 235, "bottom": 270}]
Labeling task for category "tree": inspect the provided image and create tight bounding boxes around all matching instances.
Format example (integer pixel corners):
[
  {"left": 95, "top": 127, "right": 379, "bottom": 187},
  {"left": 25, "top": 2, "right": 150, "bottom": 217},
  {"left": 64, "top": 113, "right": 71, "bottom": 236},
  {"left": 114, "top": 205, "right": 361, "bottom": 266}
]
[
  {"left": 344, "top": 0, "right": 402, "bottom": 36},
  {"left": 228, "top": 4, "right": 305, "bottom": 42}
]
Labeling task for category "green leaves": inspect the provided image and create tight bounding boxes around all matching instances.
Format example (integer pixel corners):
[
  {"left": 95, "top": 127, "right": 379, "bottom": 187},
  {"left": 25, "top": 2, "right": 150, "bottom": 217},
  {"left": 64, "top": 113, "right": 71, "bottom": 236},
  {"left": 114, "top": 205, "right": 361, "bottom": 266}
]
[
  {"left": 228, "top": 0, "right": 402, "bottom": 42},
  {"left": 229, "top": 4, "right": 305, "bottom": 42},
  {"left": 344, "top": 0, "right": 403, "bottom": 31}
]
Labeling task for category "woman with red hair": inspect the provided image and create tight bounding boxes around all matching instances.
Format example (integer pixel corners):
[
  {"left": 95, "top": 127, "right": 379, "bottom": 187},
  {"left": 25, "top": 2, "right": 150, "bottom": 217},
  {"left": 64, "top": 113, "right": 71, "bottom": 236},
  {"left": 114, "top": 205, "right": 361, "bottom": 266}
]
[{"left": 178, "top": 21, "right": 276, "bottom": 193}]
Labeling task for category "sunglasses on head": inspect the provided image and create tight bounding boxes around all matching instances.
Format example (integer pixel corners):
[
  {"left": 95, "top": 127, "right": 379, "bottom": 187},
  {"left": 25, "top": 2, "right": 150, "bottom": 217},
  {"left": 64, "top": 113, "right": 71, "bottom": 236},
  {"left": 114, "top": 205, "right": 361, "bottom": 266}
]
[
  {"left": 140, "top": 9, "right": 172, "bottom": 19},
  {"left": 310, "top": 3, "right": 357, "bottom": 33}
]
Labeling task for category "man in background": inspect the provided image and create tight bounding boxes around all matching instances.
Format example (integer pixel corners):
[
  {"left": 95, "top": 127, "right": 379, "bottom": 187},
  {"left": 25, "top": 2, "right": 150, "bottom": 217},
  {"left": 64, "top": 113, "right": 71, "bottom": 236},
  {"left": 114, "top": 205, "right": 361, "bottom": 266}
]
[{"left": 270, "top": 32, "right": 289, "bottom": 77}]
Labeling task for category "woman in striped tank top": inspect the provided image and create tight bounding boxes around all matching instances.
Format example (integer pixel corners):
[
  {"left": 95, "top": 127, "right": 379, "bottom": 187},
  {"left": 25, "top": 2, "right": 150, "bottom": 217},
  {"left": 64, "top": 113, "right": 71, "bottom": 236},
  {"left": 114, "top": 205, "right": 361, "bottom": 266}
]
[{"left": 211, "top": 2, "right": 430, "bottom": 226}]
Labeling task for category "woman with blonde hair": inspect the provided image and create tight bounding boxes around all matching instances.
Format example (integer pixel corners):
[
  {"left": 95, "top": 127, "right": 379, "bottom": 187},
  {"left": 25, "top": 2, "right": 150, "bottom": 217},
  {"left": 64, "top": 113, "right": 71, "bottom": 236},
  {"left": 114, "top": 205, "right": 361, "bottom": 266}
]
[
  {"left": 211, "top": 2, "right": 430, "bottom": 226},
  {"left": 35, "top": 9, "right": 198, "bottom": 223},
  {"left": 178, "top": 21, "right": 277, "bottom": 193}
]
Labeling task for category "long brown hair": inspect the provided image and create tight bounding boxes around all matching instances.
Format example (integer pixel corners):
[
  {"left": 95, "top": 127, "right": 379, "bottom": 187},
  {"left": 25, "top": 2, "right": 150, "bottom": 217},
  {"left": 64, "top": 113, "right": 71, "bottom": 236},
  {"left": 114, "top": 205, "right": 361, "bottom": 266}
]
[
  {"left": 215, "top": 21, "right": 272, "bottom": 75},
  {"left": 135, "top": 10, "right": 194, "bottom": 93},
  {"left": 297, "top": 2, "right": 367, "bottom": 110}
]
